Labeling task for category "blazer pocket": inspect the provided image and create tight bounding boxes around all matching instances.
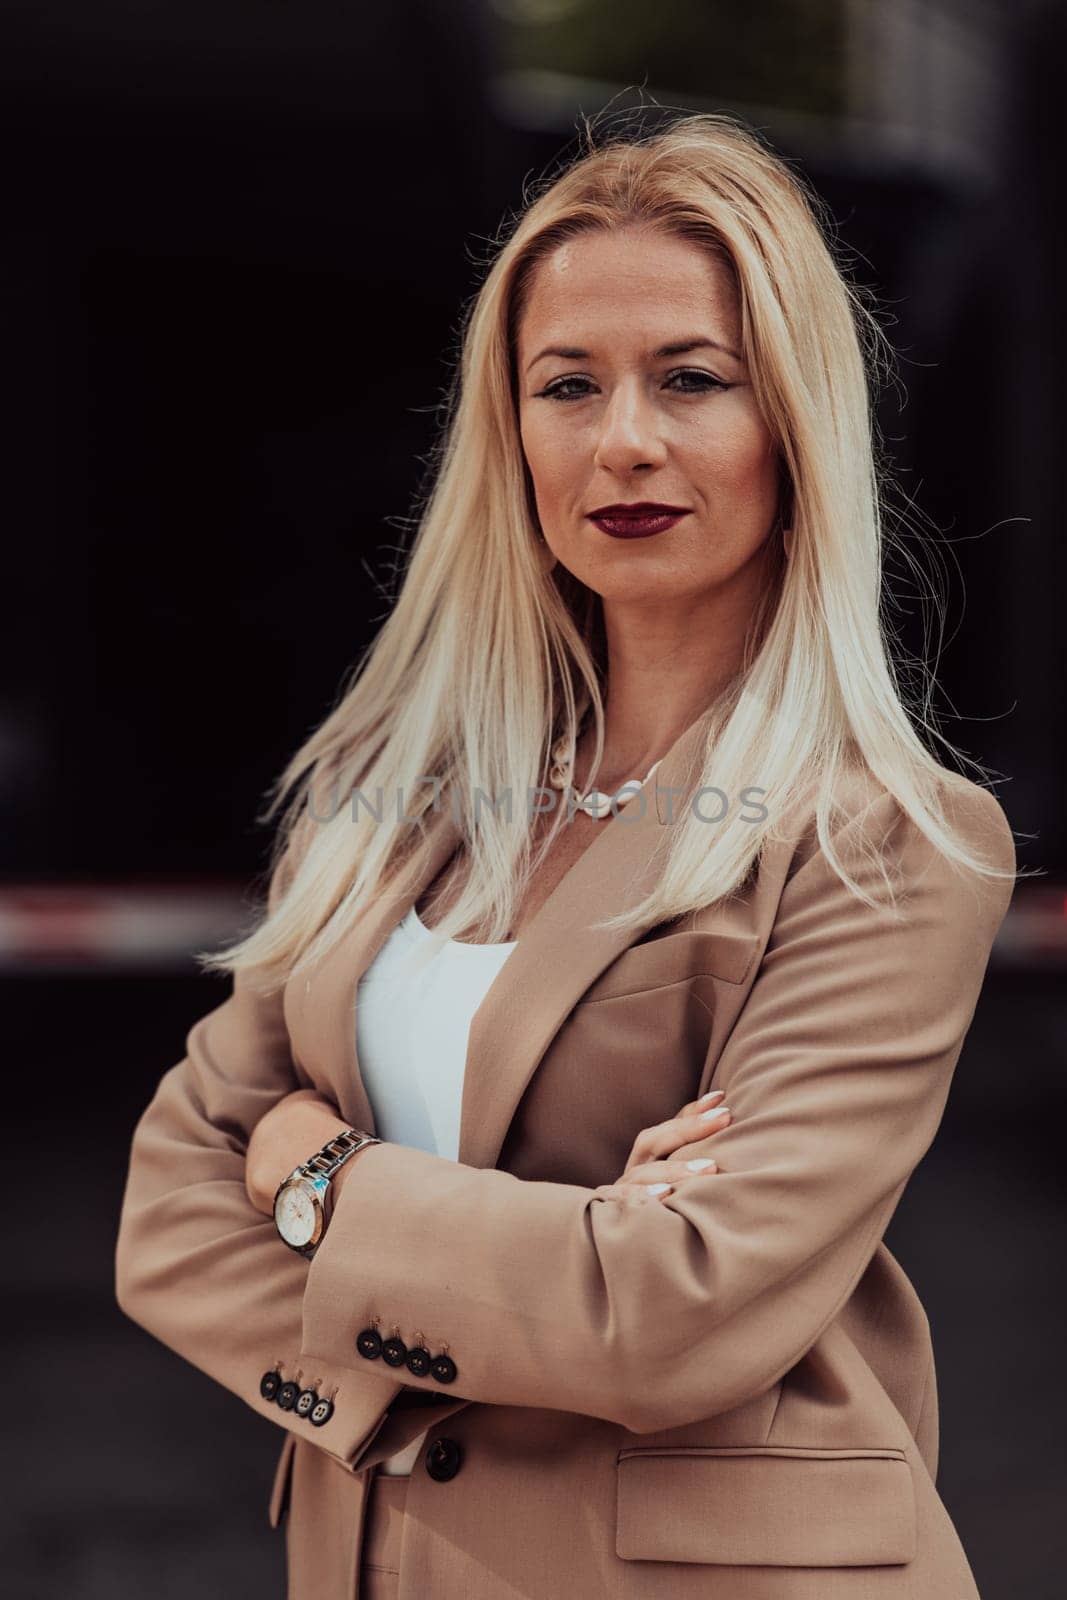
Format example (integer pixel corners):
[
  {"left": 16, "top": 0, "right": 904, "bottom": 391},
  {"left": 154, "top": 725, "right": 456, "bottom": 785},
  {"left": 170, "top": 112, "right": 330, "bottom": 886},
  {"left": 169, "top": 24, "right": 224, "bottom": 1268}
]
[
  {"left": 583, "top": 929, "right": 759, "bottom": 1004},
  {"left": 268, "top": 1434, "right": 297, "bottom": 1530},
  {"left": 615, "top": 1444, "right": 916, "bottom": 1567}
]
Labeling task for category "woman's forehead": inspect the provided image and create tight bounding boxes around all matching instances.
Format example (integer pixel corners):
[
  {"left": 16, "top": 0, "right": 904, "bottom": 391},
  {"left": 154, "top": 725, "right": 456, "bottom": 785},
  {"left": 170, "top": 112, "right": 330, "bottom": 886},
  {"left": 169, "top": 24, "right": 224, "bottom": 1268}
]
[{"left": 518, "top": 233, "right": 740, "bottom": 358}]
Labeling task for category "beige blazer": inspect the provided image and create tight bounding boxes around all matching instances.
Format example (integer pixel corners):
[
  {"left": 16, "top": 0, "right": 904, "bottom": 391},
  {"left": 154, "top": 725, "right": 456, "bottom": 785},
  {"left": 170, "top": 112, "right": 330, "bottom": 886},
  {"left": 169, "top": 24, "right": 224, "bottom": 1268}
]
[{"left": 115, "top": 710, "right": 1016, "bottom": 1600}]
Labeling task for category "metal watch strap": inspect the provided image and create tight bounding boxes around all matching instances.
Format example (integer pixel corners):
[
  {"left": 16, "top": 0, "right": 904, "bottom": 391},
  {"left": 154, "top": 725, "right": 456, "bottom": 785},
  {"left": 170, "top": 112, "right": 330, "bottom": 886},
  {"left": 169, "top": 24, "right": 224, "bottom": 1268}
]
[{"left": 302, "top": 1127, "right": 382, "bottom": 1181}]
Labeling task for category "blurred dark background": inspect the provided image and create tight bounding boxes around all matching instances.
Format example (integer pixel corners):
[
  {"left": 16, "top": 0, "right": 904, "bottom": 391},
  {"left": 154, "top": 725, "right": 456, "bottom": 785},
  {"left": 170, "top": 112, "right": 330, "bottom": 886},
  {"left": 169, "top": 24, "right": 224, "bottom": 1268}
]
[{"left": 2, "top": 2, "right": 1064, "bottom": 1597}]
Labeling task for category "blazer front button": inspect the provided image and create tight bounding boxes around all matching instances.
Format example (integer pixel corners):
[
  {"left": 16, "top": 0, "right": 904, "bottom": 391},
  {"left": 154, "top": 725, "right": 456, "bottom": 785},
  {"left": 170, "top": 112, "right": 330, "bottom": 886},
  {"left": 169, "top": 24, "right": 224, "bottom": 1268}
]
[
  {"left": 276, "top": 1380, "right": 300, "bottom": 1411},
  {"left": 424, "top": 1436, "right": 463, "bottom": 1482}
]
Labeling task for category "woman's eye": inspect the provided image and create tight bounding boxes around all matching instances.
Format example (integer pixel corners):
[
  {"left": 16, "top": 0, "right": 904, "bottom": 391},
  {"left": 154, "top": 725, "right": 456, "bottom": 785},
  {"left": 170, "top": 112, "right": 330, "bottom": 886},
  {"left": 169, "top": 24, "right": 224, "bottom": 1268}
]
[
  {"left": 539, "top": 370, "right": 728, "bottom": 402},
  {"left": 539, "top": 376, "right": 595, "bottom": 401},
  {"left": 666, "top": 368, "right": 729, "bottom": 394}
]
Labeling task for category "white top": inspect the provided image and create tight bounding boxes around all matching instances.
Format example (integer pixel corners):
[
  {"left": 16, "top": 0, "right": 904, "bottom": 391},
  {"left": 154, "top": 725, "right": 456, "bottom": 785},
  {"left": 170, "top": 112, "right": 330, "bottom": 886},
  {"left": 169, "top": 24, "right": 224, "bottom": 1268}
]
[{"left": 354, "top": 901, "right": 516, "bottom": 1474}]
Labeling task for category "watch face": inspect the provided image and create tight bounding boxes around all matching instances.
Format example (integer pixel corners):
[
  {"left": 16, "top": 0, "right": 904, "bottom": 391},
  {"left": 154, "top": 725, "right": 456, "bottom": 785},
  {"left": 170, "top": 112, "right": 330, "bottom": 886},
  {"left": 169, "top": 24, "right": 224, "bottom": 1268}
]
[{"left": 274, "top": 1178, "right": 319, "bottom": 1248}]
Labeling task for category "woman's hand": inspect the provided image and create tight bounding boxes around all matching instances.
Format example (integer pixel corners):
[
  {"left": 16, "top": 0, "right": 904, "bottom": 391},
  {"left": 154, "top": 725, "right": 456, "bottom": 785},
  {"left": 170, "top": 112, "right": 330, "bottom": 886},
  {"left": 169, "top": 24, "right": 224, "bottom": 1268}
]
[
  {"left": 246, "top": 1085, "right": 732, "bottom": 1216},
  {"left": 245, "top": 1088, "right": 354, "bottom": 1216},
  {"left": 593, "top": 1088, "right": 732, "bottom": 1205}
]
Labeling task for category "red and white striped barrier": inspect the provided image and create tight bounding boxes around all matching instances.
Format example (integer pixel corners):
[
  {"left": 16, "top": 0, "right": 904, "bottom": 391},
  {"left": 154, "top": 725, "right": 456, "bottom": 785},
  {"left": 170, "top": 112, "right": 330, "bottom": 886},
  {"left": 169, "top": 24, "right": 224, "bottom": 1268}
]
[
  {"left": 0, "top": 882, "right": 1060, "bottom": 973},
  {"left": 0, "top": 882, "right": 251, "bottom": 971}
]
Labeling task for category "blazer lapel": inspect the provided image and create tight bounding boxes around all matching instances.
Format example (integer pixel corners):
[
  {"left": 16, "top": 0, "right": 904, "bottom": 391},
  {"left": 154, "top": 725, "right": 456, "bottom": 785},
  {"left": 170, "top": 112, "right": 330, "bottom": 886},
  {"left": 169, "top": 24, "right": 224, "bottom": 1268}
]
[
  {"left": 286, "top": 705, "right": 718, "bottom": 1171},
  {"left": 458, "top": 775, "right": 678, "bottom": 1169},
  {"left": 458, "top": 703, "right": 723, "bottom": 1169}
]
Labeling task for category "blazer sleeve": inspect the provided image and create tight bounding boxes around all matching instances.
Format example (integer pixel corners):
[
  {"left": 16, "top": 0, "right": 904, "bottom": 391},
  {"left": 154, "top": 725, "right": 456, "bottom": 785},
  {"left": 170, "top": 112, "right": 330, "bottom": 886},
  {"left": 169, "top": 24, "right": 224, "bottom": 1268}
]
[
  {"left": 114, "top": 818, "right": 400, "bottom": 1468},
  {"left": 299, "top": 781, "right": 1017, "bottom": 1436}
]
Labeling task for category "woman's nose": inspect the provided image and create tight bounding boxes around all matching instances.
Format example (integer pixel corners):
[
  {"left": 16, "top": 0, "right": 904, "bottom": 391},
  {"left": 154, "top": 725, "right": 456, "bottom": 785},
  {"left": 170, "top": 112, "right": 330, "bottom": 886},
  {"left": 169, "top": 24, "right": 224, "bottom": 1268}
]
[{"left": 592, "top": 387, "right": 668, "bottom": 473}]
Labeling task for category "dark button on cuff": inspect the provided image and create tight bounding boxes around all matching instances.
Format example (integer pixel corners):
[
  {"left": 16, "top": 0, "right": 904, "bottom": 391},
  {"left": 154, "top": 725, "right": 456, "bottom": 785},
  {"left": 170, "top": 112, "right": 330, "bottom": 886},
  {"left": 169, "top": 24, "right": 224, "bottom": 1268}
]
[
  {"left": 276, "top": 1380, "right": 300, "bottom": 1411},
  {"left": 310, "top": 1397, "right": 335, "bottom": 1427},
  {"left": 430, "top": 1353, "right": 458, "bottom": 1385},
  {"left": 356, "top": 1327, "right": 383, "bottom": 1360},
  {"left": 295, "top": 1388, "right": 317, "bottom": 1418},
  {"left": 259, "top": 1370, "right": 281, "bottom": 1401},
  {"left": 424, "top": 1435, "right": 463, "bottom": 1481},
  {"left": 406, "top": 1345, "right": 431, "bottom": 1378},
  {"left": 382, "top": 1336, "right": 408, "bottom": 1368}
]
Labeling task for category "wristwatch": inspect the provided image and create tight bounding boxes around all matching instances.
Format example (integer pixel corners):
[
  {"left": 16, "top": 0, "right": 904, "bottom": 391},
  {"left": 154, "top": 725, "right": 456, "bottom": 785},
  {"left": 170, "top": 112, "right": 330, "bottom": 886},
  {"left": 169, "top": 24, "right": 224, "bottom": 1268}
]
[{"left": 273, "top": 1127, "right": 382, "bottom": 1258}]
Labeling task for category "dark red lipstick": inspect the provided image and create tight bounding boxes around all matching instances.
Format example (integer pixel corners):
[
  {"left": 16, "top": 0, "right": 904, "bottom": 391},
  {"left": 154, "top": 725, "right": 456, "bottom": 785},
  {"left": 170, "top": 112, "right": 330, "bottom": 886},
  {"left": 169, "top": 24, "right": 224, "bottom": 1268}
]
[{"left": 586, "top": 501, "right": 690, "bottom": 539}]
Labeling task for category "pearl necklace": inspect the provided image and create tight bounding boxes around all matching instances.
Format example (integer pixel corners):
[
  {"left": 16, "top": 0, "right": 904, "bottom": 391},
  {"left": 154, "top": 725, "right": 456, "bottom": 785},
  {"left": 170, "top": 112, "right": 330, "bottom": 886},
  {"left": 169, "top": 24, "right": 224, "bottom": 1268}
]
[{"left": 548, "top": 732, "right": 663, "bottom": 820}]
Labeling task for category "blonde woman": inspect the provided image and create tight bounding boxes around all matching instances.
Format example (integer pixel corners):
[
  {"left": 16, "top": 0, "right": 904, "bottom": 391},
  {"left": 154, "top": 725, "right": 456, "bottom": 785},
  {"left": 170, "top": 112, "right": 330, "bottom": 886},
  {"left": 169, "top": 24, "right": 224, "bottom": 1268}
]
[{"left": 116, "top": 112, "right": 1019, "bottom": 1599}]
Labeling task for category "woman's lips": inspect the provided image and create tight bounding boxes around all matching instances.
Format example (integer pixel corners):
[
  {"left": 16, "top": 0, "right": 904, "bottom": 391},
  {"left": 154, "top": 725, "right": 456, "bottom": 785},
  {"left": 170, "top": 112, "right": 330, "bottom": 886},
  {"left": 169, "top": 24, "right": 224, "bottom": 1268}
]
[{"left": 588, "top": 511, "right": 689, "bottom": 539}]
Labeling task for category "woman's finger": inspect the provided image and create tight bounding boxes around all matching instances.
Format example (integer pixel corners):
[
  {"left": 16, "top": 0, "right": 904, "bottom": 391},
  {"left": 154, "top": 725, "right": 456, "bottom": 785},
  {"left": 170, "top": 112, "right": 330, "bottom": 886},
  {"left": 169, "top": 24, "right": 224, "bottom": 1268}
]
[
  {"left": 626, "top": 1103, "right": 733, "bottom": 1168},
  {"left": 595, "top": 1154, "right": 725, "bottom": 1207},
  {"left": 594, "top": 1182, "right": 672, "bottom": 1205},
  {"left": 678, "top": 1088, "right": 727, "bottom": 1118},
  {"left": 621, "top": 1154, "right": 720, "bottom": 1185}
]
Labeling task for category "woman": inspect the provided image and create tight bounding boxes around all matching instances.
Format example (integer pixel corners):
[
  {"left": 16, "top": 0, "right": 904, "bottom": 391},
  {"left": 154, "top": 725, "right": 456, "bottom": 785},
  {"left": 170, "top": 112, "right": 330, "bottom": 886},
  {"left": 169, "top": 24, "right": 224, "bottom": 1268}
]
[{"left": 116, "top": 112, "right": 1019, "bottom": 1599}]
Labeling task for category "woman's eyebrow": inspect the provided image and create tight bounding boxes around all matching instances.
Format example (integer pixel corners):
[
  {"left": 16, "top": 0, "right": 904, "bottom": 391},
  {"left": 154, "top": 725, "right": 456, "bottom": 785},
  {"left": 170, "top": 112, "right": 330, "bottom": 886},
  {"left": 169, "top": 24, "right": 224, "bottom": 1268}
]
[{"left": 525, "top": 336, "right": 742, "bottom": 374}]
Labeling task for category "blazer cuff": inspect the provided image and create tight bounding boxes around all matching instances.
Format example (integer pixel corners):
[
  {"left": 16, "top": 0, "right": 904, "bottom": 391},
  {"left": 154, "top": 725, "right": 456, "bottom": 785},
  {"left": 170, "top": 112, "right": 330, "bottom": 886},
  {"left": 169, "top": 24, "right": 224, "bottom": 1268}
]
[{"left": 256, "top": 1347, "right": 400, "bottom": 1473}]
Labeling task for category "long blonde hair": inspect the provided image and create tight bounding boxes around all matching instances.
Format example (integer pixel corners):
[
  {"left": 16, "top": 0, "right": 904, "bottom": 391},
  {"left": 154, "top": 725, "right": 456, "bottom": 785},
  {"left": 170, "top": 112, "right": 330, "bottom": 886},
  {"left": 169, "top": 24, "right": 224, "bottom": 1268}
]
[{"left": 200, "top": 109, "right": 1019, "bottom": 992}]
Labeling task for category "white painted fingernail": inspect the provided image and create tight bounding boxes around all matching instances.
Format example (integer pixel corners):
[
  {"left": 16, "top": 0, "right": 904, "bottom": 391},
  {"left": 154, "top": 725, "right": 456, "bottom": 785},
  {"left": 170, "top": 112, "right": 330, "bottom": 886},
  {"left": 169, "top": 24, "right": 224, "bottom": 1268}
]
[
  {"left": 700, "top": 1104, "right": 730, "bottom": 1120},
  {"left": 700, "top": 1089, "right": 724, "bottom": 1103},
  {"left": 646, "top": 1183, "right": 672, "bottom": 1195},
  {"left": 686, "top": 1158, "right": 717, "bottom": 1171}
]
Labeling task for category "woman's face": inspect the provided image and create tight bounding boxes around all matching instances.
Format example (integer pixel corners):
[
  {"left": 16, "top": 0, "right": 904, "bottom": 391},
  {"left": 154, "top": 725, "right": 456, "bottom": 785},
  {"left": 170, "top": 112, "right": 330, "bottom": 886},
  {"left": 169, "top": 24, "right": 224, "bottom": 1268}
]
[{"left": 516, "top": 225, "right": 782, "bottom": 611}]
